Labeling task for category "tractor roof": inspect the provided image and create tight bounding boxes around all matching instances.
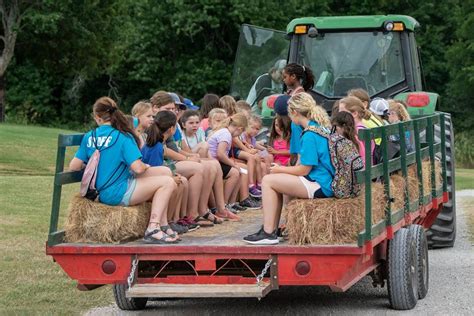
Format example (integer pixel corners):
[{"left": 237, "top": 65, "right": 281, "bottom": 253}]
[{"left": 286, "top": 15, "right": 419, "bottom": 33}]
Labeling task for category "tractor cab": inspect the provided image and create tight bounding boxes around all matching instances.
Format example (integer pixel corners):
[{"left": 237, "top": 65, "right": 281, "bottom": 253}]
[{"left": 230, "top": 15, "right": 430, "bottom": 119}]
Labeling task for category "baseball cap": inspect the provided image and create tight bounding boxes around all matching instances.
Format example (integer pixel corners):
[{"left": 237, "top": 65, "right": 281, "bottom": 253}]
[
  {"left": 183, "top": 98, "right": 199, "bottom": 110},
  {"left": 370, "top": 97, "right": 389, "bottom": 116},
  {"left": 273, "top": 94, "right": 291, "bottom": 116},
  {"left": 168, "top": 92, "right": 186, "bottom": 110}
]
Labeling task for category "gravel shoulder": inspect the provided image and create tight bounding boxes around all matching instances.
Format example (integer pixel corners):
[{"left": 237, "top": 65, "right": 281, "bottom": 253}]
[{"left": 86, "top": 190, "right": 474, "bottom": 316}]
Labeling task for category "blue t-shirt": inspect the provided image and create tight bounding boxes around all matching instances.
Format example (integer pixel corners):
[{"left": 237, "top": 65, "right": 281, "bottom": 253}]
[
  {"left": 173, "top": 124, "right": 182, "bottom": 142},
  {"left": 141, "top": 142, "right": 164, "bottom": 167},
  {"left": 289, "top": 122, "right": 303, "bottom": 154},
  {"left": 75, "top": 125, "right": 142, "bottom": 205},
  {"left": 299, "top": 121, "right": 335, "bottom": 197}
]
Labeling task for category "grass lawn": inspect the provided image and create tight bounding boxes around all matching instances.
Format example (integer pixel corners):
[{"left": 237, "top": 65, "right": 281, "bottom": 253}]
[
  {"left": 455, "top": 168, "right": 474, "bottom": 191},
  {"left": 0, "top": 123, "right": 473, "bottom": 313},
  {"left": 0, "top": 124, "right": 113, "bottom": 314}
]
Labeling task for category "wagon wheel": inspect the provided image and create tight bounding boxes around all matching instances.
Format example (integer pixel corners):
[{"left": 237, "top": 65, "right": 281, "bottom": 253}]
[
  {"left": 408, "top": 224, "right": 429, "bottom": 299},
  {"left": 113, "top": 283, "right": 148, "bottom": 311},
  {"left": 387, "top": 228, "right": 419, "bottom": 310}
]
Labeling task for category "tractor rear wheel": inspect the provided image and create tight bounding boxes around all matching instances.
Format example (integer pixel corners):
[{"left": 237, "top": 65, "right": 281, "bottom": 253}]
[
  {"left": 113, "top": 284, "right": 148, "bottom": 311},
  {"left": 387, "top": 228, "right": 418, "bottom": 310},
  {"left": 427, "top": 112, "right": 456, "bottom": 248}
]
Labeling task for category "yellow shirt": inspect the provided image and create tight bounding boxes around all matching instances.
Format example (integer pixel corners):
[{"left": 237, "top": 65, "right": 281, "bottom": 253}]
[{"left": 363, "top": 115, "right": 384, "bottom": 145}]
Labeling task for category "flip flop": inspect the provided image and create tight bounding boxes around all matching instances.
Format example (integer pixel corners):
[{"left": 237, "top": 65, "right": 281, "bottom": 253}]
[{"left": 194, "top": 216, "right": 215, "bottom": 227}]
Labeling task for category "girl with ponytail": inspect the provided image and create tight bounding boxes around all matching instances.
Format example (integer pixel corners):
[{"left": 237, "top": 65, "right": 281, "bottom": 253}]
[
  {"left": 244, "top": 92, "right": 335, "bottom": 245},
  {"left": 70, "top": 97, "right": 179, "bottom": 244},
  {"left": 282, "top": 63, "right": 315, "bottom": 96},
  {"left": 338, "top": 96, "right": 375, "bottom": 166}
]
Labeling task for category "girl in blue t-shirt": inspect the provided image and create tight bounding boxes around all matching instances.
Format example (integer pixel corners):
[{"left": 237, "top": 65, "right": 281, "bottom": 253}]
[
  {"left": 141, "top": 111, "right": 190, "bottom": 236},
  {"left": 244, "top": 92, "right": 335, "bottom": 245},
  {"left": 69, "top": 97, "right": 179, "bottom": 244}
]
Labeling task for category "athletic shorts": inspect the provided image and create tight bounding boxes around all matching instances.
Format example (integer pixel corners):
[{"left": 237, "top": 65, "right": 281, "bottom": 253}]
[
  {"left": 219, "top": 162, "right": 233, "bottom": 179},
  {"left": 119, "top": 176, "right": 137, "bottom": 206},
  {"left": 299, "top": 176, "right": 326, "bottom": 199}
]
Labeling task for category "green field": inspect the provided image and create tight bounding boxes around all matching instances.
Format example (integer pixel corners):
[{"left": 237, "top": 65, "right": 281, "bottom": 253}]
[
  {"left": 0, "top": 124, "right": 113, "bottom": 314},
  {"left": 0, "top": 123, "right": 473, "bottom": 313}
]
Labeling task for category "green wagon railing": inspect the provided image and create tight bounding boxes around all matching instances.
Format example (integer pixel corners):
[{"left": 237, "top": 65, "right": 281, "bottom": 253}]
[
  {"left": 355, "top": 112, "right": 448, "bottom": 247},
  {"left": 48, "top": 113, "right": 448, "bottom": 247}
]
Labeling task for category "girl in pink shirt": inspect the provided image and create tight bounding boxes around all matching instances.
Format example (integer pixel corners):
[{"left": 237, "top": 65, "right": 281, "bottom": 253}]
[
  {"left": 268, "top": 115, "right": 291, "bottom": 166},
  {"left": 338, "top": 96, "right": 375, "bottom": 167}
]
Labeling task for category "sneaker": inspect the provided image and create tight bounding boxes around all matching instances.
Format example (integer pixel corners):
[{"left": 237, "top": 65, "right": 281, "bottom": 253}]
[
  {"left": 256, "top": 184, "right": 262, "bottom": 191},
  {"left": 232, "top": 203, "right": 247, "bottom": 212},
  {"left": 169, "top": 222, "right": 189, "bottom": 234},
  {"left": 249, "top": 185, "right": 262, "bottom": 198},
  {"left": 243, "top": 227, "right": 279, "bottom": 245},
  {"left": 240, "top": 197, "right": 261, "bottom": 210},
  {"left": 178, "top": 218, "right": 200, "bottom": 232}
]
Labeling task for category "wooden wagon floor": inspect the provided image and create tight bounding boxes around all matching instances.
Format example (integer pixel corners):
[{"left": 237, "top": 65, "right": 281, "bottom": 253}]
[{"left": 127, "top": 208, "right": 268, "bottom": 247}]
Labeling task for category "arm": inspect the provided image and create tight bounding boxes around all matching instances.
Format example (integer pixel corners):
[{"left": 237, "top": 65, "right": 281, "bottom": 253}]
[
  {"left": 216, "top": 142, "right": 237, "bottom": 167},
  {"left": 267, "top": 147, "right": 290, "bottom": 156},
  {"left": 69, "top": 157, "right": 85, "bottom": 171},
  {"left": 164, "top": 147, "right": 199, "bottom": 162},
  {"left": 270, "top": 164, "right": 311, "bottom": 176},
  {"left": 130, "top": 159, "right": 150, "bottom": 175}
]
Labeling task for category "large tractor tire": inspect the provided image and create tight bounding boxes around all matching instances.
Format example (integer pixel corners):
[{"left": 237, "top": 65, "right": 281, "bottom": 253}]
[
  {"left": 387, "top": 228, "right": 419, "bottom": 310},
  {"left": 427, "top": 112, "right": 456, "bottom": 248},
  {"left": 408, "top": 225, "right": 429, "bottom": 299},
  {"left": 113, "top": 284, "right": 148, "bottom": 311}
]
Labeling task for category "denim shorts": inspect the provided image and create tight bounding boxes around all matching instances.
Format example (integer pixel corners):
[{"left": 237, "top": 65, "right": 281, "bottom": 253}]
[{"left": 119, "top": 176, "right": 137, "bottom": 206}]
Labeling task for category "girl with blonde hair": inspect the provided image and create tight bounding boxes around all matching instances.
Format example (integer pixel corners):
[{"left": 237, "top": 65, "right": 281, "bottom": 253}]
[
  {"left": 131, "top": 101, "right": 154, "bottom": 148},
  {"left": 219, "top": 95, "right": 237, "bottom": 116},
  {"left": 338, "top": 96, "right": 375, "bottom": 166},
  {"left": 244, "top": 92, "right": 335, "bottom": 245}
]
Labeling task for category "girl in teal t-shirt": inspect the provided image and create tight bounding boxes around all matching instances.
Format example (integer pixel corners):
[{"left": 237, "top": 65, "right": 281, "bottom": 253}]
[
  {"left": 69, "top": 97, "right": 179, "bottom": 244},
  {"left": 244, "top": 92, "right": 335, "bottom": 245}
]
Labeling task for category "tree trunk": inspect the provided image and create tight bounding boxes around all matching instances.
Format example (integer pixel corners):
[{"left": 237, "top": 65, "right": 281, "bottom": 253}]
[{"left": 0, "top": 74, "right": 4, "bottom": 122}]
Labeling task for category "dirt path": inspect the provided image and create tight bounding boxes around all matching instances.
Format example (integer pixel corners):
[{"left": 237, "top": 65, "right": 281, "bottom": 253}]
[{"left": 85, "top": 190, "right": 474, "bottom": 315}]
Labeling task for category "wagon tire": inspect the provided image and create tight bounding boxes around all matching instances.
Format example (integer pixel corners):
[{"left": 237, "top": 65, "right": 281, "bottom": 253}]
[
  {"left": 427, "top": 112, "right": 456, "bottom": 248},
  {"left": 387, "top": 228, "right": 418, "bottom": 310},
  {"left": 408, "top": 224, "right": 429, "bottom": 299},
  {"left": 113, "top": 284, "right": 148, "bottom": 311}
]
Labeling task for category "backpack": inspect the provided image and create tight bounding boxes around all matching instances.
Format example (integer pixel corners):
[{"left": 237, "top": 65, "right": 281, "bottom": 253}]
[{"left": 304, "top": 126, "right": 364, "bottom": 198}]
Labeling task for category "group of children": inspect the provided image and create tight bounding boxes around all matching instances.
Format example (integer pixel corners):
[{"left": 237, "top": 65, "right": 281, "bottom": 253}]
[{"left": 70, "top": 62, "right": 414, "bottom": 245}]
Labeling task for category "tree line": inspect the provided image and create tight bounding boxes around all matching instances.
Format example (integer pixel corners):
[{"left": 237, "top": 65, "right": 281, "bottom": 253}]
[{"left": 1, "top": 0, "right": 472, "bottom": 132}]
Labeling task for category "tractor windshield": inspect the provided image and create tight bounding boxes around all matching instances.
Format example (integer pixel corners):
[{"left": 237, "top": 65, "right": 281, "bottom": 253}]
[
  {"left": 304, "top": 31, "right": 404, "bottom": 97},
  {"left": 230, "top": 25, "right": 288, "bottom": 109}
]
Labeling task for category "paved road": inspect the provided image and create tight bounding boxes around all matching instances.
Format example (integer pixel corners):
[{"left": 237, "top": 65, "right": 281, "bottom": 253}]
[{"left": 86, "top": 191, "right": 474, "bottom": 316}]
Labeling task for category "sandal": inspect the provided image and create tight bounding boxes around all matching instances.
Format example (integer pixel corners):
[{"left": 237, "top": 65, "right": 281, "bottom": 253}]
[
  {"left": 203, "top": 211, "right": 224, "bottom": 224},
  {"left": 194, "top": 216, "right": 215, "bottom": 227},
  {"left": 143, "top": 228, "right": 179, "bottom": 244},
  {"left": 215, "top": 209, "right": 241, "bottom": 222},
  {"left": 160, "top": 225, "right": 181, "bottom": 241}
]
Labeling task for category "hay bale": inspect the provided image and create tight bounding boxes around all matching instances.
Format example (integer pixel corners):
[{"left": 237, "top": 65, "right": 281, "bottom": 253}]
[
  {"left": 286, "top": 182, "right": 388, "bottom": 245},
  {"left": 406, "top": 159, "right": 442, "bottom": 201},
  {"left": 64, "top": 194, "right": 151, "bottom": 243}
]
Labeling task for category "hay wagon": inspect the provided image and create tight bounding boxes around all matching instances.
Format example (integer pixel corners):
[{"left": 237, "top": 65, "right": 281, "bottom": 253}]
[{"left": 46, "top": 112, "right": 449, "bottom": 310}]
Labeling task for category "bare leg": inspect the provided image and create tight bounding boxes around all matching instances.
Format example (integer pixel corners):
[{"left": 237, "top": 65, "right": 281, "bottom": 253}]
[
  {"left": 238, "top": 151, "right": 256, "bottom": 186},
  {"left": 175, "top": 161, "right": 204, "bottom": 219},
  {"left": 198, "top": 160, "right": 217, "bottom": 215},
  {"left": 261, "top": 174, "right": 308, "bottom": 233},
  {"left": 139, "top": 166, "right": 172, "bottom": 177},
  {"left": 212, "top": 165, "right": 226, "bottom": 211},
  {"left": 129, "top": 175, "right": 177, "bottom": 241},
  {"left": 255, "top": 154, "right": 263, "bottom": 184},
  {"left": 179, "top": 176, "right": 189, "bottom": 218},
  {"left": 168, "top": 180, "right": 183, "bottom": 222},
  {"left": 224, "top": 167, "right": 239, "bottom": 203}
]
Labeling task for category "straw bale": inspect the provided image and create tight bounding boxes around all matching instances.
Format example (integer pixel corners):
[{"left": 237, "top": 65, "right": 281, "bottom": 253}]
[
  {"left": 286, "top": 182, "right": 388, "bottom": 245},
  {"left": 64, "top": 194, "right": 151, "bottom": 243}
]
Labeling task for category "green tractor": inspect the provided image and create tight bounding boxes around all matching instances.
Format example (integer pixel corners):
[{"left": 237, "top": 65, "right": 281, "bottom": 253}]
[{"left": 230, "top": 15, "right": 456, "bottom": 248}]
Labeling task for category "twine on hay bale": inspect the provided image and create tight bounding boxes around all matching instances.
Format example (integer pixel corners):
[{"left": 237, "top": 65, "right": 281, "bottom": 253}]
[{"left": 64, "top": 194, "right": 151, "bottom": 243}]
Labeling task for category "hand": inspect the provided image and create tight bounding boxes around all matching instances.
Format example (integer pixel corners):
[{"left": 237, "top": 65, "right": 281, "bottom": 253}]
[
  {"left": 270, "top": 162, "right": 284, "bottom": 174},
  {"left": 188, "top": 156, "right": 200, "bottom": 162},
  {"left": 267, "top": 147, "right": 276, "bottom": 154},
  {"left": 247, "top": 144, "right": 254, "bottom": 149},
  {"left": 249, "top": 148, "right": 258, "bottom": 155},
  {"left": 173, "top": 175, "right": 182, "bottom": 185}
]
